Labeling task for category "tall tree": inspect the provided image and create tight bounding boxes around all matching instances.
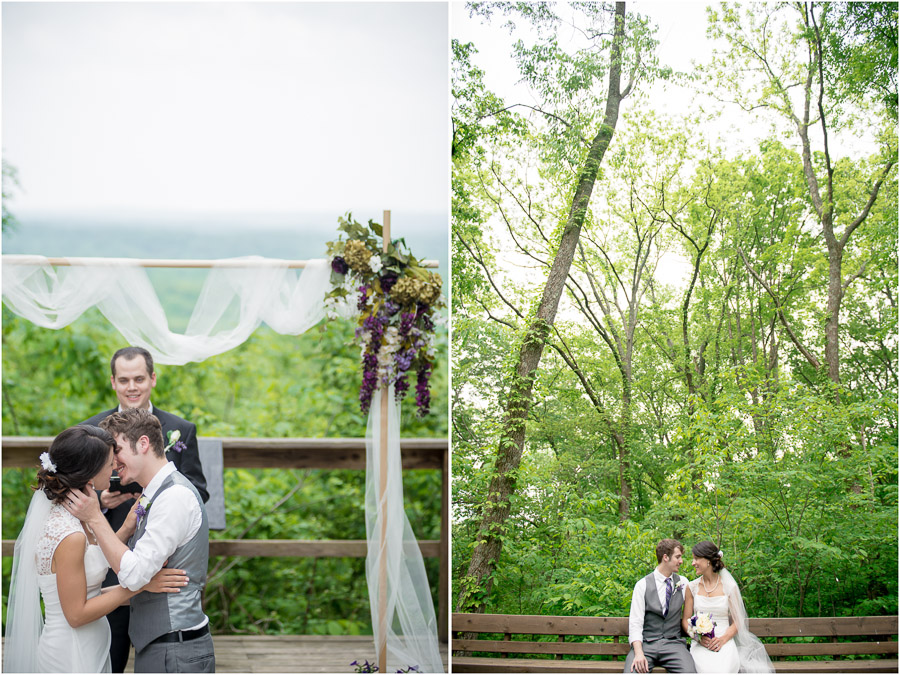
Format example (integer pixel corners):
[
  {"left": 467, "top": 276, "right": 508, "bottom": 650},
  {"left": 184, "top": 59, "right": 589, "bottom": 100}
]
[
  {"left": 454, "top": 1, "right": 642, "bottom": 613},
  {"left": 706, "top": 2, "right": 897, "bottom": 389}
]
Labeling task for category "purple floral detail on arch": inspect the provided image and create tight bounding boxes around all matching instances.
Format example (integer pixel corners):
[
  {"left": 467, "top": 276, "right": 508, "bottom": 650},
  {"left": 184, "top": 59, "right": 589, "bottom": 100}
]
[
  {"left": 379, "top": 273, "right": 398, "bottom": 293},
  {"left": 325, "top": 215, "right": 445, "bottom": 417},
  {"left": 331, "top": 256, "right": 350, "bottom": 275}
]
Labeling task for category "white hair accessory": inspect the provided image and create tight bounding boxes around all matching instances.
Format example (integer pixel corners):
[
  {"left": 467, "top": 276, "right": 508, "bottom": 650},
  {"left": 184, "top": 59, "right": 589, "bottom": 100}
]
[
  {"left": 39, "top": 452, "right": 56, "bottom": 473},
  {"left": 717, "top": 550, "right": 724, "bottom": 558}
]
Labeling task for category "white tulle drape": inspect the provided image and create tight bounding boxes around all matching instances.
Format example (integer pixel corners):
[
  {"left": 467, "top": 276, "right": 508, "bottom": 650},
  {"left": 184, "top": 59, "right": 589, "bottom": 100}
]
[
  {"left": 2, "top": 255, "right": 330, "bottom": 364},
  {"left": 2, "top": 255, "right": 444, "bottom": 672},
  {"left": 4, "top": 491, "right": 51, "bottom": 673},
  {"left": 366, "top": 388, "right": 443, "bottom": 673}
]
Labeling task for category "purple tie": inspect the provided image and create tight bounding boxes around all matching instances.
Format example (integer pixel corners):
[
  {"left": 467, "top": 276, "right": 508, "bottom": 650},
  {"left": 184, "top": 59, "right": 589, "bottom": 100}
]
[{"left": 664, "top": 577, "right": 673, "bottom": 616}]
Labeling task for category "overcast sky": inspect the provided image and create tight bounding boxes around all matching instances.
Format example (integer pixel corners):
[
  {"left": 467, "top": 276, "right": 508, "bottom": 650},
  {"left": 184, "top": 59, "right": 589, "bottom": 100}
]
[{"left": 3, "top": 2, "right": 449, "bottom": 220}]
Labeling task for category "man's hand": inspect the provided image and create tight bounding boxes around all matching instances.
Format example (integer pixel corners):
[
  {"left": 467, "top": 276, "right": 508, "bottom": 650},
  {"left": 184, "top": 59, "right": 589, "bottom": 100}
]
[
  {"left": 100, "top": 489, "right": 133, "bottom": 509},
  {"left": 63, "top": 487, "right": 104, "bottom": 525},
  {"left": 142, "top": 567, "right": 189, "bottom": 594},
  {"left": 631, "top": 654, "right": 649, "bottom": 673}
]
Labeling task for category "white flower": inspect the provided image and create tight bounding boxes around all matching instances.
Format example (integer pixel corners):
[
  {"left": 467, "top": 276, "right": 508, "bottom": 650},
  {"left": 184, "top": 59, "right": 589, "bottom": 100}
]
[
  {"left": 368, "top": 256, "right": 383, "bottom": 273},
  {"left": 164, "top": 429, "right": 181, "bottom": 452},
  {"left": 40, "top": 451, "right": 57, "bottom": 473},
  {"left": 695, "top": 614, "right": 714, "bottom": 636}
]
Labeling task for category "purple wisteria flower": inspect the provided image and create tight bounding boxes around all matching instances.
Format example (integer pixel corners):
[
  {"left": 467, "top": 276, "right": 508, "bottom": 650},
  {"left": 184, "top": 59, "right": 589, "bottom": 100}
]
[
  {"left": 172, "top": 441, "right": 187, "bottom": 453},
  {"left": 415, "top": 365, "right": 432, "bottom": 417},
  {"left": 360, "top": 352, "right": 379, "bottom": 413},
  {"left": 331, "top": 256, "right": 350, "bottom": 275},
  {"left": 399, "top": 312, "right": 416, "bottom": 336},
  {"left": 358, "top": 285, "right": 370, "bottom": 311},
  {"left": 394, "top": 374, "right": 410, "bottom": 402}
]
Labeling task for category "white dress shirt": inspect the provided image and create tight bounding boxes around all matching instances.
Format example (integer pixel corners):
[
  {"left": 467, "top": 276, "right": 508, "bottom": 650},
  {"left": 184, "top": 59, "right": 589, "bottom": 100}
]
[
  {"left": 118, "top": 462, "right": 202, "bottom": 590},
  {"left": 628, "top": 569, "right": 686, "bottom": 645}
]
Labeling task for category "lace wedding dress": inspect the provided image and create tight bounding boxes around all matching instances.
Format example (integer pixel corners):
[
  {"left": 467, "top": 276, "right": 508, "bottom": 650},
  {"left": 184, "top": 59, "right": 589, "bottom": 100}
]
[
  {"left": 690, "top": 594, "right": 740, "bottom": 673},
  {"left": 35, "top": 503, "right": 112, "bottom": 672}
]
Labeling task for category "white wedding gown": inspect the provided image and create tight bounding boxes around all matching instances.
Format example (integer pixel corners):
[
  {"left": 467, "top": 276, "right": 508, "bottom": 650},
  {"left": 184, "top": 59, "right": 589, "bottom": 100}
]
[
  {"left": 690, "top": 594, "right": 740, "bottom": 673},
  {"left": 35, "top": 503, "right": 112, "bottom": 673}
]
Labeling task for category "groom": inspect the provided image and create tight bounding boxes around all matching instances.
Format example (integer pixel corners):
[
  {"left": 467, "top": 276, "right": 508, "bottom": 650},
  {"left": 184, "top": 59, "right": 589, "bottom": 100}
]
[
  {"left": 66, "top": 408, "right": 215, "bottom": 673},
  {"left": 84, "top": 345, "right": 209, "bottom": 672},
  {"left": 624, "top": 539, "right": 696, "bottom": 673}
]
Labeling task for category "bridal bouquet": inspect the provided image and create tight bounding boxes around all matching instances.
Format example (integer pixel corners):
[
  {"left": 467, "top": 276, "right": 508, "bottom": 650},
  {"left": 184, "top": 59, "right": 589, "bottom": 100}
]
[
  {"left": 688, "top": 612, "right": 716, "bottom": 640},
  {"left": 325, "top": 214, "right": 445, "bottom": 417}
]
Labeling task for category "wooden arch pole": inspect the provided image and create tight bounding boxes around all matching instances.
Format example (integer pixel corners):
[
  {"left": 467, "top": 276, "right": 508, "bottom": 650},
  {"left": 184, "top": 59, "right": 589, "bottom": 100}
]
[{"left": 378, "top": 209, "right": 390, "bottom": 674}]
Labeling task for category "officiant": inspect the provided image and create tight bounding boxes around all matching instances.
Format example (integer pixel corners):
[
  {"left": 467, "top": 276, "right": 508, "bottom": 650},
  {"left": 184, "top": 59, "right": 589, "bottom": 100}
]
[{"left": 81, "top": 346, "right": 209, "bottom": 673}]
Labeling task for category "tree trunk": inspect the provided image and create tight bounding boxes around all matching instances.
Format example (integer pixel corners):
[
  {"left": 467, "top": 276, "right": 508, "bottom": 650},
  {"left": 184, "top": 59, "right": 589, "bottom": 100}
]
[
  {"left": 455, "top": 1, "right": 628, "bottom": 614},
  {"left": 824, "top": 237, "right": 843, "bottom": 386}
]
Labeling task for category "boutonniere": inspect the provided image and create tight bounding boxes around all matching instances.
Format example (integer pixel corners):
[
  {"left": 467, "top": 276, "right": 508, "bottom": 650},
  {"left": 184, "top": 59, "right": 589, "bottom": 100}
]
[
  {"left": 134, "top": 495, "right": 152, "bottom": 526},
  {"left": 164, "top": 429, "right": 186, "bottom": 453},
  {"left": 674, "top": 578, "right": 687, "bottom": 591}
]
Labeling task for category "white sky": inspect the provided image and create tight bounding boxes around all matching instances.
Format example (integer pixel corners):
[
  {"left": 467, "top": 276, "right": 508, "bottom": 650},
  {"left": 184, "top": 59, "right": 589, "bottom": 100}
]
[{"left": 3, "top": 2, "right": 449, "bottom": 219}]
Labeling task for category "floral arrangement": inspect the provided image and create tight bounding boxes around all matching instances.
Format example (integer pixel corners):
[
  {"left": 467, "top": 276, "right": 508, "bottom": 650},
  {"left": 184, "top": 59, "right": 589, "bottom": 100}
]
[
  {"left": 325, "top": 214, "right": 444, "bottom": 417},
  {"left": 164, "top": 429, "right": 186, "bottom": 453},
  {"left": 688, "top": 612, "right": 716, "bottom": 641}
]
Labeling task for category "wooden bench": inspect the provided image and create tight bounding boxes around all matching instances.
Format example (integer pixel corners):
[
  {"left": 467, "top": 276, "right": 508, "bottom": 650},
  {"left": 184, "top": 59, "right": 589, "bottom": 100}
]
[{"left": 452, "top": 613, "right": 898, "bottom": 673}]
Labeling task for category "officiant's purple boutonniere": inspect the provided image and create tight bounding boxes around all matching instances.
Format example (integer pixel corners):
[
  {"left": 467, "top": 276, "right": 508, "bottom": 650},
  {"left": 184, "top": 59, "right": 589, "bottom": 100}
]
[
  {"left": 165, "top": 429, "right": 186, "bottom": 453},
  {"left": 325, "top": 214, "right": 445, "bottom": 417}
]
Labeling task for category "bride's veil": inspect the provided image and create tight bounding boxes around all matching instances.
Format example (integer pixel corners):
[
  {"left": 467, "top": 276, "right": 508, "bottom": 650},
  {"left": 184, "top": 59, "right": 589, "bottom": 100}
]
[
  {"left": 4, "top": 490, "right": 51, "bottom": 673},
  {"left": 721, "top": 568, "right": 775, "bottom": 673}
]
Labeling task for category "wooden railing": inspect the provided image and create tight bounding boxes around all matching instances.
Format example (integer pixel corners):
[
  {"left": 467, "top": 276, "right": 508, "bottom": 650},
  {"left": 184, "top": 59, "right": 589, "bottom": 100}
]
[{"left": 2, "top": 436, "right": 449, "bottom": 641}]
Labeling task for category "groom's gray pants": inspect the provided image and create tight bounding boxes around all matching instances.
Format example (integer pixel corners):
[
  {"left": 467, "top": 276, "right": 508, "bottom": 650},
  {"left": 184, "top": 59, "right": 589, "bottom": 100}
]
[
  {"left": 624, "top": 638, "right": 696, "bottom": 673},
  {"left": 134, "top": 633, "right": 215, "bottom": 673}
]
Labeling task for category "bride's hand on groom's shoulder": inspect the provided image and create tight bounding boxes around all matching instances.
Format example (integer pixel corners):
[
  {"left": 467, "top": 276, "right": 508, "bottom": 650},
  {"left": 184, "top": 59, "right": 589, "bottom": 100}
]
[
  {"left": 142, "top": 567, "right": 189, "bottom": 594},
  {"left": 63, "top": 487, "right": 102, "bottom": 523}
]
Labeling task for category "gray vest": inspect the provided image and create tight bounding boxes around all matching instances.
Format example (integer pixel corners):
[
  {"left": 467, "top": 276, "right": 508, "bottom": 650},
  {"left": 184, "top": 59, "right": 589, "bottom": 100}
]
[
  {"left": 642, "top": 572, "right": 684, "bottom": 642},
  {"left": 128, "top": 470, "right": 209, "bottom": 651}
]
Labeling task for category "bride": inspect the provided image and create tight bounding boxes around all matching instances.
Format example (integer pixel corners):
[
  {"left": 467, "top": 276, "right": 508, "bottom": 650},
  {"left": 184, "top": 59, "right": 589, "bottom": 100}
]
[
  {"left": 682, "top": 541, "right": 774, "bottom": 673},
  {"left": 4, "top": 425, "right": 188, "bottom": 673}
]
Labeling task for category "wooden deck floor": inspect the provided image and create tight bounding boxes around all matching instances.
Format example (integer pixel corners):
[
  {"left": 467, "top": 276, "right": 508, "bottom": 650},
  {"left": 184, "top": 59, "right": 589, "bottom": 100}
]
[{"left": 123, "top": 635, "right": 449, "bottom": 673}]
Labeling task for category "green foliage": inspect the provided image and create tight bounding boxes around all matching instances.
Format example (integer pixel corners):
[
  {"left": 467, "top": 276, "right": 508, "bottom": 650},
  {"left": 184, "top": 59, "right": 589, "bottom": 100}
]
[
  {"left": 821, "top": 2, "right": 899, "bottom": 119},
  {"left": 453, "top": 1, "right": 897, "bottom": 626},
  {"left": 3, "top": 290, "right": 447, "bottom": 637}
]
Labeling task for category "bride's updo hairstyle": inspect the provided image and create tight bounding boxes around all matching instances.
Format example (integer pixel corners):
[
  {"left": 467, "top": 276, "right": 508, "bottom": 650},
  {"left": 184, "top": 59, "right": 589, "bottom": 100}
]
[
  {"left": 692, "top": 540, "right": 726, "bottom": 573},
  {"left": 36, "top": 425, "right": 115, "bottom": 503}
]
